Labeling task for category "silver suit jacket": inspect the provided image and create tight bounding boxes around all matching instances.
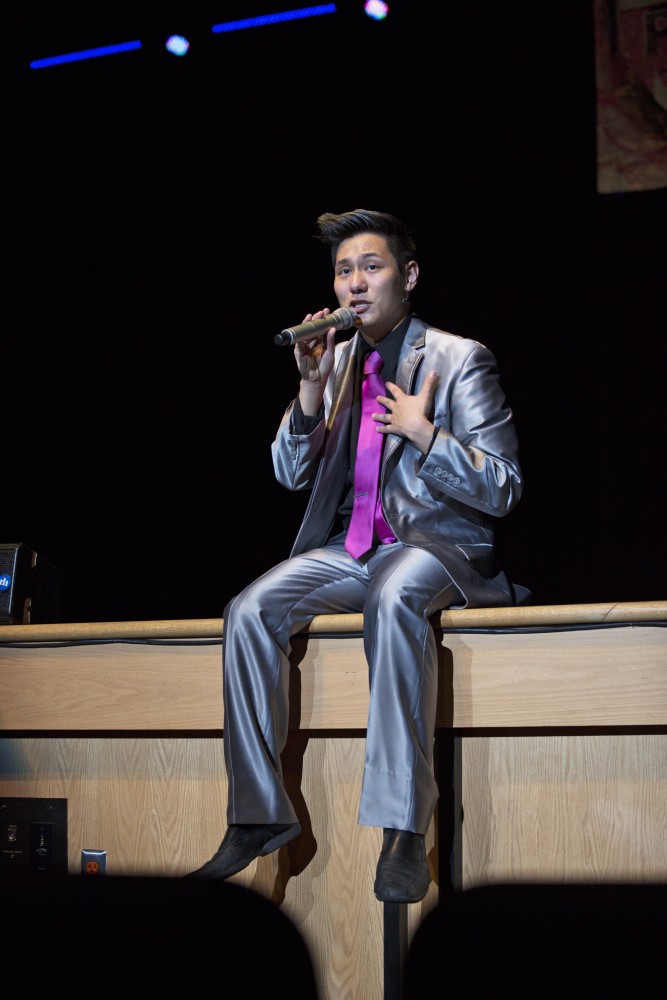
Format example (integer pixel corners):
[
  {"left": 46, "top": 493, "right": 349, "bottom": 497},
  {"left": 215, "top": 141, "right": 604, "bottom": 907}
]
[{"left": 272, "top": 316, "right": 525, "bottom": 608}]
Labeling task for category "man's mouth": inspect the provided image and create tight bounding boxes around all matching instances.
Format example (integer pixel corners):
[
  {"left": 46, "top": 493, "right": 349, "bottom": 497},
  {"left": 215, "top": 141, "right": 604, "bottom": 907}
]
[{"left": 351, "top": 301, "right": 370, "bottom": 313}]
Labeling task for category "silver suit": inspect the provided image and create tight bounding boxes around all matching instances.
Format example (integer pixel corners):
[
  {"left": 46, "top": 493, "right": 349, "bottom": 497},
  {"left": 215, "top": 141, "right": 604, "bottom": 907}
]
[{"left": 223, "top": 317, "right": 524, "bottom": 834}]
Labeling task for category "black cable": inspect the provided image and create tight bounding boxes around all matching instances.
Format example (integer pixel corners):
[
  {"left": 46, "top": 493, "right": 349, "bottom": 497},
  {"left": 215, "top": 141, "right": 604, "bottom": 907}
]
[
  {"left": 436, "top": 621, "right": 667, "bottom": 635},
  {"left": 0, "top": 638, "right": 223, "bottom": 649}
]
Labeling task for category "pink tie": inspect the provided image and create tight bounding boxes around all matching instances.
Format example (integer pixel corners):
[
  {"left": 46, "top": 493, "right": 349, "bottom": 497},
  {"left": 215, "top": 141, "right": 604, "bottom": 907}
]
[{"left": 345, "top": 351, "right": 396, "bottom": 559}]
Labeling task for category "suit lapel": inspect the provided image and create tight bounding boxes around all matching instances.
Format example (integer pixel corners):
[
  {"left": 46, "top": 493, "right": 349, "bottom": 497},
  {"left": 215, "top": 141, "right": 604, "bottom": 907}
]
[
  {"left": 384, "top": 319, "right": 427, "bottom": 464},
  {"left": 326, "top": 337, "right": 358, "bottom": 432}
]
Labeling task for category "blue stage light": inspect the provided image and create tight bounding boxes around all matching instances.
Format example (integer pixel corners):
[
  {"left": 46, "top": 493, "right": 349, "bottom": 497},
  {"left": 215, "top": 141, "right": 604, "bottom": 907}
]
[
  {"left": 29, "top": 6, "right": 339, "bottom": 71},
  {"left": 212, "top": 4, "right": 336, "bottom": 34},
  {"left": 29, "top": 40, "right": 142, "bottom": 70},
  {"left": 364, "top": 1, "right": 388, "bottom": 21},
  {"left": 165, "top": 35, "right": 190, "bottom": 56}
]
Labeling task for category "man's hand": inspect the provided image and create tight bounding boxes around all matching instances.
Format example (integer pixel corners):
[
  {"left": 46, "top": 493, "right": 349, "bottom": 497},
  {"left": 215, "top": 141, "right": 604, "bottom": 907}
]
[
  {"left": 375, "top": 370, "right": 439, "bottom": 454},
  {"left": 296, "top": 309, "right": 337, "bottom": 416}
]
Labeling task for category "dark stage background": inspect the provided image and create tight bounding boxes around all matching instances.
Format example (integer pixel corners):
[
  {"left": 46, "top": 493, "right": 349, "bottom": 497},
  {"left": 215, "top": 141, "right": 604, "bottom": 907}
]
[{"left": 4, "top": 1, "right": 666, "bottom": 623}]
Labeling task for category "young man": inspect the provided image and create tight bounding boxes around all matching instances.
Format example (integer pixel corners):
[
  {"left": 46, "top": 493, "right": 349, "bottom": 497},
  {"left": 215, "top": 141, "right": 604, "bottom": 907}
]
[{"left": 189, "top": 209, "right": 525, "bottom": 902}]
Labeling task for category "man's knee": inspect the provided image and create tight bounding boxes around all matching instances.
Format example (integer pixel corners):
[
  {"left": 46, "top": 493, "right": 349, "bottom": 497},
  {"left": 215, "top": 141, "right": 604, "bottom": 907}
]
[{"left": 223, "top": 587, "right": 264, "bottom": 635}]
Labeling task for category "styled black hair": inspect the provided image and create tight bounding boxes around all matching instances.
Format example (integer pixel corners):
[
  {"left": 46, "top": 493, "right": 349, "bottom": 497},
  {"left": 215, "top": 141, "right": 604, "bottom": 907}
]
[{"left": 315, "top": 209, "right": 417, "bottom": 273}]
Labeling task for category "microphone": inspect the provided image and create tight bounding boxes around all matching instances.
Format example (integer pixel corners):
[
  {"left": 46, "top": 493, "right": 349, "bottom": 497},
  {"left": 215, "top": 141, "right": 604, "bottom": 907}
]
[{"left": 274, "top": 306, "right": 358, "bottom": 346}]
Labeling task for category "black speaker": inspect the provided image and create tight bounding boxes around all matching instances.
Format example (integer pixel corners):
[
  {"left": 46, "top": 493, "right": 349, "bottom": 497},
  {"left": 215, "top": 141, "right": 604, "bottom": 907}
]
[{"left": 0, "top": 543, "right": 62, "bottom": 625}]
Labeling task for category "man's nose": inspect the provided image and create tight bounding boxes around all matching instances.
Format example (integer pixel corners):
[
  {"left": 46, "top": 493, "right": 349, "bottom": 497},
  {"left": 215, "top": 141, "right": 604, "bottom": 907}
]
[{"left": 350, "top": 269, "right": 367, "bottom": 291}]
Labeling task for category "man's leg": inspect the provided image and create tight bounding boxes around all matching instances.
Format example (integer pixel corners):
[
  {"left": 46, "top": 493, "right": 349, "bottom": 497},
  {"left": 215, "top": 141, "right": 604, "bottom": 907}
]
[
  {"left": 357, "top": 543, "right": 461, "bottom": 901},
  {"left": 188, "top": 544, "right": 368, "bottom": 878}
]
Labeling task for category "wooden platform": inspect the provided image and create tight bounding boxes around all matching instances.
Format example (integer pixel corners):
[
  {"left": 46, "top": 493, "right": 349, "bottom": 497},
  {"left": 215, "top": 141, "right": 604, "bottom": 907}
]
[{"left": 2, "top": 601, "right": 667, "bottom": 1000}]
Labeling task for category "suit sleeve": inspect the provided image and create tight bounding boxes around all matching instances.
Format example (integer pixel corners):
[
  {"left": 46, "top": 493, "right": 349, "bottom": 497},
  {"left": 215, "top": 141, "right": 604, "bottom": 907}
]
[
  {"left": 271, "top": 339, "right": 351, "bottom": 493},
  {"left": 271, "top": 399, "right": 327, "bottom": 491},
  {"left": 417, "top": 345, "right": 523, "bottom": 517}
]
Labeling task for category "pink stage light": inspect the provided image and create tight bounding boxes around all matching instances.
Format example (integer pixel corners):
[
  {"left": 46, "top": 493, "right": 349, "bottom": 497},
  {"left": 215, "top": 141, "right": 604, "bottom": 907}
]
[{"left": 364, "top": 1, "right": 389, "bottom": 21}]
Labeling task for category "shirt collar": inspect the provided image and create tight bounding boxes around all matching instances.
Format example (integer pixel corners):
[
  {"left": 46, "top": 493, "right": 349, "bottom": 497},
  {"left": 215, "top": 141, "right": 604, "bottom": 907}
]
[{"left": 357, "top": 313, "right": 413, "bottom": 371}]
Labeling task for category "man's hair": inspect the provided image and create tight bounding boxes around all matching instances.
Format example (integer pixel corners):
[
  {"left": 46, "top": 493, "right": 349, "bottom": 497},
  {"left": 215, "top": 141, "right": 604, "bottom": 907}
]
[{"left": 315, "top": 209, "right": 417, "bottom": 272}]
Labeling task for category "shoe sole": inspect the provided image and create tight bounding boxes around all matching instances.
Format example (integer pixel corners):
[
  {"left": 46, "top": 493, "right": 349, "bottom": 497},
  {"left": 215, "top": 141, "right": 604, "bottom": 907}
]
[
  {"left": 186, "top": 823, "right": 301, "bottom": 879},
  {"left": 214, "top": 823, "right": 301, "bottom": 879},
  {"left": 374, "top": 885, "right": 430, "bottom": 904},
  {"left": 258, "top": 822, "right": 302, "bottom": 857}
]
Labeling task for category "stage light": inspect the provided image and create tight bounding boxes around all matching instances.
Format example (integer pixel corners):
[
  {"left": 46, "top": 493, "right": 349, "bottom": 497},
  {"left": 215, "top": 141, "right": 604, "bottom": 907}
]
[
  {"left": 211, "top": 4, "right": 336, "bottom": 34},
  {"left": 165, "top": 35, "right": 190, "bottom": 56},
  {"left": 29, "top": 6, "right": 340, "bottom": 72},
  {"left": 29, "top": 40, "right": 142, "bottom": 70},
  {"left": 364, "top": 1, "right": 388, "bottom": 21}
]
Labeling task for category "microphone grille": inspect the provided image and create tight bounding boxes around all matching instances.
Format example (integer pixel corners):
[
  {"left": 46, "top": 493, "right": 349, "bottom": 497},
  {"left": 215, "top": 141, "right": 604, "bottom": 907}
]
[{"left": 333, "top": 307, "right": 357, "bottom": 330}]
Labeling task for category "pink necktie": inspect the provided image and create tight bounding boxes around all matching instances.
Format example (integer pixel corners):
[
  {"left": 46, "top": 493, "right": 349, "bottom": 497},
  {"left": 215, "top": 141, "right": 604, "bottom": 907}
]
[{"left": 345, "top": 351, "right": 395, "bottom": 559}]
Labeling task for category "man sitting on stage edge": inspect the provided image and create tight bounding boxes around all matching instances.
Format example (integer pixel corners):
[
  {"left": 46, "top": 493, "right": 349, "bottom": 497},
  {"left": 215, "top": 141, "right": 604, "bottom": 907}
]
[{"left": 188, "top": 208, "right": 525, "bottom": 902}]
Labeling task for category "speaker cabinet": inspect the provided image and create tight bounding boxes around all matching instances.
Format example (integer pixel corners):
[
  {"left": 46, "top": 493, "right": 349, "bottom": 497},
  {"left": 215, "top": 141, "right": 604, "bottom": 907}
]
[{"left": 0, "top": 543, "right": 62, "bottom": 624}]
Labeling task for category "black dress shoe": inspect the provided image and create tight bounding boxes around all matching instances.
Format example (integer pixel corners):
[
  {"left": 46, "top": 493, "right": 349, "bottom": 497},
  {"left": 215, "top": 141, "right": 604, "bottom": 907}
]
[
  {"left": 186, "top": 822, "right": 301, "bottom": 879},
  {"left": 374, "top": 828, "right": 431, "bottom": 903}
]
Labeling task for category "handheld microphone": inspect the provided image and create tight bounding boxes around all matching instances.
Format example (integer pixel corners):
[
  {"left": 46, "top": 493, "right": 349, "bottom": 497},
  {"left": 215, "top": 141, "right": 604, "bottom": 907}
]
[{"left": 274, "top": 306, "right": 358, "bottom": 346}]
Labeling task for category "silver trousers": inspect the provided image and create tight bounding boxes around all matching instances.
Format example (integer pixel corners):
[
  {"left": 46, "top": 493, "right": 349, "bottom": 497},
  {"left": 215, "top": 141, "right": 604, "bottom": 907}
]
[{"left": 222, "top": 538, "right": 460, "bottom": 834}]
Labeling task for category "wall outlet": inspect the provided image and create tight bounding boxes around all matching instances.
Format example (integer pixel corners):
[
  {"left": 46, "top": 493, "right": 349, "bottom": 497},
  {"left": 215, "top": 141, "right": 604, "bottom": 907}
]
[{"left": 81, "top": 849, "right": 107, "bottom": 874}]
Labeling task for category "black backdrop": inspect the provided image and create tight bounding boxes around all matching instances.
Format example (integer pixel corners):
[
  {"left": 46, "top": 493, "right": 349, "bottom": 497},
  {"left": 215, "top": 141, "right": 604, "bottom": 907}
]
[{"left": 4, "top": 1, "right": 666, "bottom": 622}]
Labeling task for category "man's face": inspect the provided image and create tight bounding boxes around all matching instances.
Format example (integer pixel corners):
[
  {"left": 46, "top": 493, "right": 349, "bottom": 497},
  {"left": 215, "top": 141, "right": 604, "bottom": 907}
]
[{"left": 333, "top": 233, "right": 415, "bottom": 342}]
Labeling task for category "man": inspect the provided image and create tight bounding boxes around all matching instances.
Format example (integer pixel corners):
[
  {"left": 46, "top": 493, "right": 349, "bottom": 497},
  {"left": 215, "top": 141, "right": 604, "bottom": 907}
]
[{"left": 189, "top": 209, "right": 525, "bottom": 902}]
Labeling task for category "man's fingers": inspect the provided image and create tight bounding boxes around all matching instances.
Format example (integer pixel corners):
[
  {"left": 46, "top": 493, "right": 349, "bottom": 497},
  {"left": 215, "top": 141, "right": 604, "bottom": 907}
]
[{"left": 421, "top": 370, "right": 439, "bottom": 397}]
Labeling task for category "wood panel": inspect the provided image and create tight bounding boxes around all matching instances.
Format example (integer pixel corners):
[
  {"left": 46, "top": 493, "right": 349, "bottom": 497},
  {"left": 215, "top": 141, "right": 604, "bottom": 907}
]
[
  {"left": 0, "top": 734, "right": 436, "bottom": 1000},
  {"left": 461, "top": 733, "right": 667, "bottom": 886},
  {"left": 3, "top": 731, "right": 665, "bottom": 995},
  {"left": 2, "top": 605, "right": 666, "bottom": 998},
  {"left": 437, "top": 625, "right": 667, "bottom": 727},
  {"left": 2, "top": 623, "right": 667, "bottom": 731}
]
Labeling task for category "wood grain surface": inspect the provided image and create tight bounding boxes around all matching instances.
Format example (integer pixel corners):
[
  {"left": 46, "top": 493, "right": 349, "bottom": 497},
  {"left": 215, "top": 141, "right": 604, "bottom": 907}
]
[{"left": 2, "top": 603, "right": 666, "bottom": 999}]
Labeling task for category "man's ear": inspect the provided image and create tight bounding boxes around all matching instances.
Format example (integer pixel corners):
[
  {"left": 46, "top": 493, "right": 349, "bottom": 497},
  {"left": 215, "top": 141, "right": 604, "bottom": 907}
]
[{"left": 405, "top": 259, "right": 419, "bottom": 294}]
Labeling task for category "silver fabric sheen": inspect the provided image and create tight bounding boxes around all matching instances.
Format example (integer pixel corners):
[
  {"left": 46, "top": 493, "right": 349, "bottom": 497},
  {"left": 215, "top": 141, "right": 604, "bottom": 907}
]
[{"left": 223, "top": 316, "right": 524, "bottom": 833}]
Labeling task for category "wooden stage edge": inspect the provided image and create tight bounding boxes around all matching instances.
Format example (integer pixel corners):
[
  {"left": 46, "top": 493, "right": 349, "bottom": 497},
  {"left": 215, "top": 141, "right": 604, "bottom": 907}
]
[
  {"left": 2, "top": 599, "right": 667, "bottom": 643},
  {"left": 2, "top": 600, "right": 666, "bottom": 1000}
]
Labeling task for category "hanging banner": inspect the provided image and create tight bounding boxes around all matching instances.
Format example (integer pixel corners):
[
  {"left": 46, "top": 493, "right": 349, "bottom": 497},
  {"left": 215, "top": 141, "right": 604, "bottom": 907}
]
[{"left": 595, "top": 0, "right": 667, "bottom": 192}]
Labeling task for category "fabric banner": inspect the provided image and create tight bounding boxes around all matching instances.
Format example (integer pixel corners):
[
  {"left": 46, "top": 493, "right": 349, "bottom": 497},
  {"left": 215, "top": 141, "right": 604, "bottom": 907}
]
[{"left": 595, "top": 0, "right": 667, "bottom": 192}]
